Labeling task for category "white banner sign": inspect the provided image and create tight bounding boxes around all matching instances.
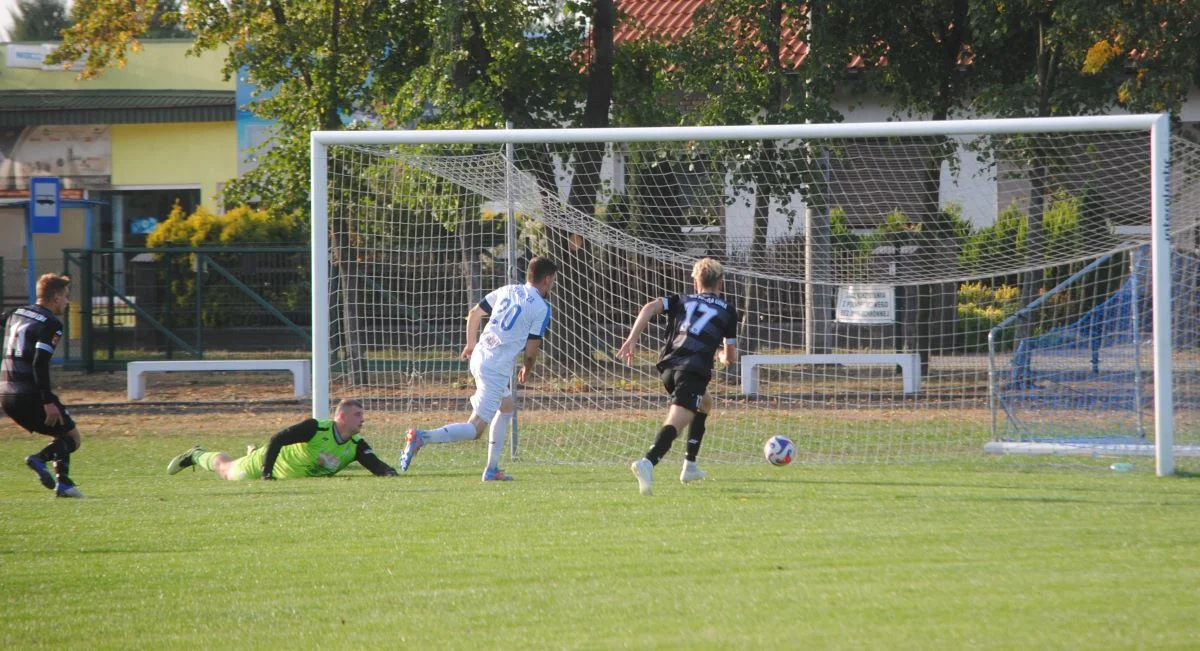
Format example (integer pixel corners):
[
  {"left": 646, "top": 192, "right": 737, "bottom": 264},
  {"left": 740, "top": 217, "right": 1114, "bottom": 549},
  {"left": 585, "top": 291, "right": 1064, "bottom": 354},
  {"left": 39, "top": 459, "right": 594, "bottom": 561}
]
[
  {"left": 836, "top": 285, "right": 896, "bottom": 324},
  {"left": 5, "top": 44, "right": 86, "bottom": 71}
]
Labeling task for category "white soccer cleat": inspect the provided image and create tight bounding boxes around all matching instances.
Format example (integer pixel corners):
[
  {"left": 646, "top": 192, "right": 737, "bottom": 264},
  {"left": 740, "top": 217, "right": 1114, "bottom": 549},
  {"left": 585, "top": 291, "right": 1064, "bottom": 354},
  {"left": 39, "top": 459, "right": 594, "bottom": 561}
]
[
  {"left": 680, "top": 460, "right": 707, "bottom": 484},
  {"left": 167, "top": 445, "right": 202, "bottom": 475},
  {"left": 631, "top": 458, "right": 653, "bottom": 496}
]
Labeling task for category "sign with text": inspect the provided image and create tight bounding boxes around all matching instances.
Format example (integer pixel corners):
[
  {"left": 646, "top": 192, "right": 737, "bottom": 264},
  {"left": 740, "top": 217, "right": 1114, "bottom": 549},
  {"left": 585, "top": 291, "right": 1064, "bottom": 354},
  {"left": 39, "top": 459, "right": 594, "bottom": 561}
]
[
  {"left": 30, "top": 176, "right": 61, "bottom": 234},
  {"left": 5, "top": 44, "right": 86, "bottom": 71},
  {"left": 836, "top": 285, "right": 896, "bottom": 324}
]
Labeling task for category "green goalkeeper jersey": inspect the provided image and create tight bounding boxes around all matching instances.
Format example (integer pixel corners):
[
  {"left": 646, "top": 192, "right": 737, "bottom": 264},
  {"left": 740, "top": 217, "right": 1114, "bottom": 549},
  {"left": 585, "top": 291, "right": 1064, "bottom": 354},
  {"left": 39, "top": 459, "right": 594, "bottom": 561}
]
[{"left": 258, "top": 418, "right": 363, "bottom": 478}]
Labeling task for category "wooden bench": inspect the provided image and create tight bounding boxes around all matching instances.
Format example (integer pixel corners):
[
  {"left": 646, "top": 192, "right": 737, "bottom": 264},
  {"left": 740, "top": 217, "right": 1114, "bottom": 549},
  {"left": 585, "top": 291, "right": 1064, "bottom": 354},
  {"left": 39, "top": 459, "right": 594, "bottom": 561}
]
[
  {"left": 740, "top": 353, "right": 922, "bottom": 395},
  {"left": 126, "top": 359, "right": 311, "bottom": 400}
]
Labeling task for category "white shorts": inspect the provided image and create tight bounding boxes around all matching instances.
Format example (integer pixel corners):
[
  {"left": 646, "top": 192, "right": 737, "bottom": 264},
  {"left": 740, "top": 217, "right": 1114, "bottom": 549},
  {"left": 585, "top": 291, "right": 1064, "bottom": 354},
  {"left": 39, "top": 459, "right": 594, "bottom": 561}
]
[{"left": 469, "top": 349, "right": 512, "bottom": 423}]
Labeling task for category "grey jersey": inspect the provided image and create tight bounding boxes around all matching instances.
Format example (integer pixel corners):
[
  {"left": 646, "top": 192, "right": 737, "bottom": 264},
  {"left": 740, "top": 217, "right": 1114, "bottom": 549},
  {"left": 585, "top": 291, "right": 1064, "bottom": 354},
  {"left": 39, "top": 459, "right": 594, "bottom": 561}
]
[{"left": 1, "top": 304, "right": 63, "bottom": 398}]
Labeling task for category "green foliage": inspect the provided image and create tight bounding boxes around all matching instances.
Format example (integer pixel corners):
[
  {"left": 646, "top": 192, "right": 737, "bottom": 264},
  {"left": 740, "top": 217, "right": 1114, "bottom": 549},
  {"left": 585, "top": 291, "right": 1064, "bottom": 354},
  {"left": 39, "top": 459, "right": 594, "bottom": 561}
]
[
  {"left": 813, "top": 0, "right": 975, "bottom": 121},
  {"left": 142, "top": 0, "right": 189, "bottom": 38},
  {"left": 387, "top": 2, "right": 588, "bottom": 131},
  {"left": 828, "top": 192, "right": 1120, "bottom": 353},
  {"left": 969, "top": 0, "right": 1129, "bottom": 119},
  {"left": 8, "top": 0, "right": 70, "bottom": 41},
  {"left": 959, "top": 203, "right": 1028, "bottom": 275},
  {"left": 926, "top": 205, "right": 975, "bottom": 245},
  {"left": 829, "top": 208, "right": 929, "bottom": 277},
  {"left": 672, "top": 0, "right": 841, "bottom": 127}
]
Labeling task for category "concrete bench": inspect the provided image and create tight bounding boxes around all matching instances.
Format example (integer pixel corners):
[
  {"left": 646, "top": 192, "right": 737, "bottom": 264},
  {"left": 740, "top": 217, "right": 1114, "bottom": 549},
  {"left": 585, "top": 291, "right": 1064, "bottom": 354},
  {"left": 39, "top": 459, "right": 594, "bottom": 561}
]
[
  {"left": 741, "top": 353, "right": 922, "bottom": 395},
  {"left": 127, "top": 359, "right": 311, "bottom": 400}
]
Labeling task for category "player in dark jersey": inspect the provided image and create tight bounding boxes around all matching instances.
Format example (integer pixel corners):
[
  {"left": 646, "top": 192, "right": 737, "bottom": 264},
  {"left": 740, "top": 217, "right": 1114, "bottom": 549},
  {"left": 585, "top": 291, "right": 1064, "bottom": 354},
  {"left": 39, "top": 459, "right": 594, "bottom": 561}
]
[
  {"left": 617, "top": 258, "right": 739, "bottom": 496},
  {"left": 1, "top": 273, "right": 84, "bottom": 497},
  {"left": 166, "top": 399, "right": 397, "bottom": 480}
]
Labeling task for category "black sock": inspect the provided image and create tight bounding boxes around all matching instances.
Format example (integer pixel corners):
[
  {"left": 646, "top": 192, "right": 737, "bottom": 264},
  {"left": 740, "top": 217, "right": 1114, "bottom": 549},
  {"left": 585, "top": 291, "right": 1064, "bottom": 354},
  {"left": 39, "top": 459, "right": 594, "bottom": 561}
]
[
  {"left": 53, "top": 437, "right": 77, "bottom": 484},
  {"left": 645, "top": 425, "right": 678, "bottom": 466},
  {"left": 55, "top": 455, "right": 71, "bottom": 484},
  {"left": 35, "top": 437, "right": 67, "bottom": 463},
  {"left": 686, "top": 413, "right": 707, "bottom": 462}
]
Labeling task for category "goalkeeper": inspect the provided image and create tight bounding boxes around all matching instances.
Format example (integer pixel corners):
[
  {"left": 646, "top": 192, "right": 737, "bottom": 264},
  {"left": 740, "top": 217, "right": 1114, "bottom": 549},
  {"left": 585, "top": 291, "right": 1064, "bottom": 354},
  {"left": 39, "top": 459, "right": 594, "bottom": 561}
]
[{"left": 166, "top": 399, "right": 397, "bottom": 480}]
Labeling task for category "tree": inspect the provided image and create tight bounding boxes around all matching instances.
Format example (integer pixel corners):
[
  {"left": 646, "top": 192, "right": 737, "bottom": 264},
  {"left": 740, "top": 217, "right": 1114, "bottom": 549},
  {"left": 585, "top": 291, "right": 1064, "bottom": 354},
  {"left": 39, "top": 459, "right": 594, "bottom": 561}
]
[
  {"left": 816, "top": 0, "right": 1200, "bottom": 365},
  {"left": 8, "top": 0, "right": 71, "bottom": 42},
  {"left": 968, "top": 0, "right": 1138, "bottom": 363},
  {"left": 1078, "top": 1, "right": 1200, "bottom": 118},
  {"left": 388, "top": 1, "right": 617, "bottom": 368},
  {"left": 662, "top": 1, "right": 848, "bottom": 356},
  {"left": 815, "top": 0, "right": 976, "bottom": 369},
  {"left": 143, "top": 0, "right": 190, "bottom": 39}
]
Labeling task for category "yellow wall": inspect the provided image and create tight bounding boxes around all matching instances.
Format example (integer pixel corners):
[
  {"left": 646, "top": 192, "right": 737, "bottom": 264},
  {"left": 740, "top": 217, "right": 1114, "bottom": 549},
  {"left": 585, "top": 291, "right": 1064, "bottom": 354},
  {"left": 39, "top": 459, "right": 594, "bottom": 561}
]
[
  {"left": 111, "top": 122, "right": 236, "bottom": 209},
  {"left": 0, "top": 41, "right": 231, "bottom": 91}
]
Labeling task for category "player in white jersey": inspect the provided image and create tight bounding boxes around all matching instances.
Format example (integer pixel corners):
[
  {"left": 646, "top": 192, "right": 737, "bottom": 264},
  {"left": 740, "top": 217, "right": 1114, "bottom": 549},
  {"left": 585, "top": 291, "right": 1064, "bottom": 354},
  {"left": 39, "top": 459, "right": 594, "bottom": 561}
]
[{"left": 401, "top": 257, "right": 557, "bottom": 481}]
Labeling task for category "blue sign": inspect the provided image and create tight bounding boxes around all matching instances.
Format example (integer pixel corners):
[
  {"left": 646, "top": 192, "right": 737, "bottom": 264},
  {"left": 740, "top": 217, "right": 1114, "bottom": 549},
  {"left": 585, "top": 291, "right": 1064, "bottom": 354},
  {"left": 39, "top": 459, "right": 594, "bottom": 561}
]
[
  {"left": 29, "top": 176, "right": 61, "bottom": 234},
  {"left": 130, "top": 216, "right": 159, "bottom": 235}
]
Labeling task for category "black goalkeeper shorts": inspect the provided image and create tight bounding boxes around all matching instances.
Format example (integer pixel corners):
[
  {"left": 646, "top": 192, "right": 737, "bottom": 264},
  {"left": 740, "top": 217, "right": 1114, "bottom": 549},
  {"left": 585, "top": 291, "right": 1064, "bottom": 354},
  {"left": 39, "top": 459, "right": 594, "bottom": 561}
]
[
  {"left": 1, "top": 393, "right": 76, "bottom": 437},
  {"left": 660, "top": 369, "right": 710, "bottom": 413}
]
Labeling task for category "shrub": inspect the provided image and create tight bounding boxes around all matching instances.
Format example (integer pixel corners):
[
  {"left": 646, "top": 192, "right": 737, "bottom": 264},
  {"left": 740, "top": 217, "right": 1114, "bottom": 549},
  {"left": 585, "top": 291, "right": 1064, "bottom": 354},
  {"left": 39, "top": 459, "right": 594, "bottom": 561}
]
[
  {"left": 956, "top": 281, "right": 1021, "bottom": 352},
  {"left": 147, "top": 203, "right": 308, "bottom": 328},
  {"left": 147, "top": 203, "right": 305, "bottom": 247}
]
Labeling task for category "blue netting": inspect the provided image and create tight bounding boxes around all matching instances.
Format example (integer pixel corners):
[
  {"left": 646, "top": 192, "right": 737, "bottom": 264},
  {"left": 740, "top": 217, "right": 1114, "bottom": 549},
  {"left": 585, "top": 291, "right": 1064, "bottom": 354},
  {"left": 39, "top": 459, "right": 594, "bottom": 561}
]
[
  {"left": 999, "top": 245, "right": 1200, "bottom": 444},
  {"left": 1000, "top": 248, "right": 1150, "bottom": 442}
]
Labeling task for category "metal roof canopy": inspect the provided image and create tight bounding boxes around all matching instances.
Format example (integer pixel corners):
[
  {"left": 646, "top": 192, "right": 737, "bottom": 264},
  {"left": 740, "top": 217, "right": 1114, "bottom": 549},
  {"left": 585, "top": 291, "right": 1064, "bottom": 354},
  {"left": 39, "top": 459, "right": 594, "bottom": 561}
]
[{"left": 0, "top": 90, "right": 235, "bottom": 126}]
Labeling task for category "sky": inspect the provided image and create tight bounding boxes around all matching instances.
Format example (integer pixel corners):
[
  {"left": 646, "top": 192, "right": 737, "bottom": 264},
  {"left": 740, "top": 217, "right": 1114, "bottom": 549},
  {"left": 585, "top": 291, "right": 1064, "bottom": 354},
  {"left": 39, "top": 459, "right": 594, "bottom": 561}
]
[{"left": 0, "top": 0, "right": 15, "bottom": 41}]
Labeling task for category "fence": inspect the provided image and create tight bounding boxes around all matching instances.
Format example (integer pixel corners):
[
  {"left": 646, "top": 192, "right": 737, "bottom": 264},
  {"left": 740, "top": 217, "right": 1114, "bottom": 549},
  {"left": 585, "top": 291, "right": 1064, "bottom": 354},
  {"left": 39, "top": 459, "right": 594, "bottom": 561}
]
[{"left": 62, "top": 247, "right": 311, "bottom": 370}]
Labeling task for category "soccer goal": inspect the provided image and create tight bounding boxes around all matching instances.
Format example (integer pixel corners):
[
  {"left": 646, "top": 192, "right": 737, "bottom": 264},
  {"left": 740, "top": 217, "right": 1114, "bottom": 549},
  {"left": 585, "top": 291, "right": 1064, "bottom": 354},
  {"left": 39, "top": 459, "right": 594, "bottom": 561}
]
[{"left": 310, "top": 116, "right": 1200, "bottom": 475}]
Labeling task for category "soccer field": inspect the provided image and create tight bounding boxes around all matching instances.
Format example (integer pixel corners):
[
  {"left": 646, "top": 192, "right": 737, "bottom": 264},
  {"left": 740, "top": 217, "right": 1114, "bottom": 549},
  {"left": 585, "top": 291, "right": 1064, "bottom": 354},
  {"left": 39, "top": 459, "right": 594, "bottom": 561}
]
[{"left": 2, "top": 417, "right": 1199, "bottom": 650}]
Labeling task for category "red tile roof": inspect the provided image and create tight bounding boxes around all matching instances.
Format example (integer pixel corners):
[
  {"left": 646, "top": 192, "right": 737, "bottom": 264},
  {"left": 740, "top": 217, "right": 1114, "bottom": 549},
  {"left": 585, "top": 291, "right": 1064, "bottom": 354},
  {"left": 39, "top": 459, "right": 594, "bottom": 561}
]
[{"left": 615, "top": 0, "right": 813, "bottom": 69}]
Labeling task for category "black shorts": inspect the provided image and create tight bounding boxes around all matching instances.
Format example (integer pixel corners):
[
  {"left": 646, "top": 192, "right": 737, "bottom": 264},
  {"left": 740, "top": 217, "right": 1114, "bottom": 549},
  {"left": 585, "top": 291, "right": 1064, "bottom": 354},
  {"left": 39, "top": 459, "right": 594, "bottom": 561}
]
[
  {"left": 661, "top": 369, "right": 710, "bottom": 412},
  {"left": 1, "top": 393, "right": 76, "bottom": 437}
]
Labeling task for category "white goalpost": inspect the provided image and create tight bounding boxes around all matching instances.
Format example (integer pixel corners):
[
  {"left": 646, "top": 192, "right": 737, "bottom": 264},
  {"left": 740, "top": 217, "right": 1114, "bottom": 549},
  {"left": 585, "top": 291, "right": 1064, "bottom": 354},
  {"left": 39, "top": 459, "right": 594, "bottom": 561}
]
[{"left": 311, "top": 115, "right": 1199, "bottom": 475}]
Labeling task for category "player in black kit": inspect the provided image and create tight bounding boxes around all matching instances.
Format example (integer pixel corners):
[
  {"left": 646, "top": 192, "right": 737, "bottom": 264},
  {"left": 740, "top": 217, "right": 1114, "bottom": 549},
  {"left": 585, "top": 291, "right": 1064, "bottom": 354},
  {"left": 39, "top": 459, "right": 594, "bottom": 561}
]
[
  {"left": 2, "top": 273, "right": 84, "bottom": 497},
  {"left": 617, "top": 258, "right": 739, "bottom": 496}
]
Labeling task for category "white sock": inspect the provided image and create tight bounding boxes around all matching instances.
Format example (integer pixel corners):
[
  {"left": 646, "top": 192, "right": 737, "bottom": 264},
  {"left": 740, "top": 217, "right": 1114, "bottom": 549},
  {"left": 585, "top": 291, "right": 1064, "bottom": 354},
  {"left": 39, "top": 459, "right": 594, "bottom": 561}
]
[
  {"left": 423, "top": 422, "right": 477, "bottom": 443},
  {"left": 486, "top": 411, "right": 513, "bottom": 470}
]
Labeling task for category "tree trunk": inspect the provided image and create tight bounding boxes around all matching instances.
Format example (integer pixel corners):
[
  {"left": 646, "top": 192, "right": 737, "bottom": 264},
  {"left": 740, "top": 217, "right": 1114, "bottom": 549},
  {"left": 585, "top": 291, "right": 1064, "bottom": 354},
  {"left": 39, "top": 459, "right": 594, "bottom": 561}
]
[{"left": 547, "top": 0, "right": 614, "bottom": 369}]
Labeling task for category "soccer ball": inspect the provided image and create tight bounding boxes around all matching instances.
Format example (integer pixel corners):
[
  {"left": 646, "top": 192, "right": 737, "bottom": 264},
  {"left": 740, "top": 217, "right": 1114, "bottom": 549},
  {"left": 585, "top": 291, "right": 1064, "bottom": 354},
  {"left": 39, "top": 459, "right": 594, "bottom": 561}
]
[{"left": 763, "top": 436, "right": 795, "bottom": 466}]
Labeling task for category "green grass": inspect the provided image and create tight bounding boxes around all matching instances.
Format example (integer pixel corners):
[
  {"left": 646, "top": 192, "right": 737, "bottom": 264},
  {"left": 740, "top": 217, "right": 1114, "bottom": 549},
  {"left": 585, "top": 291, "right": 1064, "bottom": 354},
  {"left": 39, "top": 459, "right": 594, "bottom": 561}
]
[{"left": 2, "top": 432, "right": 1199, "bottom": 650}]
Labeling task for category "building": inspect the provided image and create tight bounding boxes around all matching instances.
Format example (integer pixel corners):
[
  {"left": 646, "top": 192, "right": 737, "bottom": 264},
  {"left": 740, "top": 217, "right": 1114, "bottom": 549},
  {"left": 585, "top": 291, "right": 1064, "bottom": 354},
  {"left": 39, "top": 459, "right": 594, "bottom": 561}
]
[{"left": 0, "top": 39, "right": 236, "bottom": 305}]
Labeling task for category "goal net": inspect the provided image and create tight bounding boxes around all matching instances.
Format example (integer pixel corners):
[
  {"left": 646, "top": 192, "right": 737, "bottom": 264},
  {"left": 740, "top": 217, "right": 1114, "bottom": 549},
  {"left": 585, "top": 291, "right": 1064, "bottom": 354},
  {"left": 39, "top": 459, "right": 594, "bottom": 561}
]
[{"left": 311, "top": 117, "right": 1200, "bottom": 473}]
